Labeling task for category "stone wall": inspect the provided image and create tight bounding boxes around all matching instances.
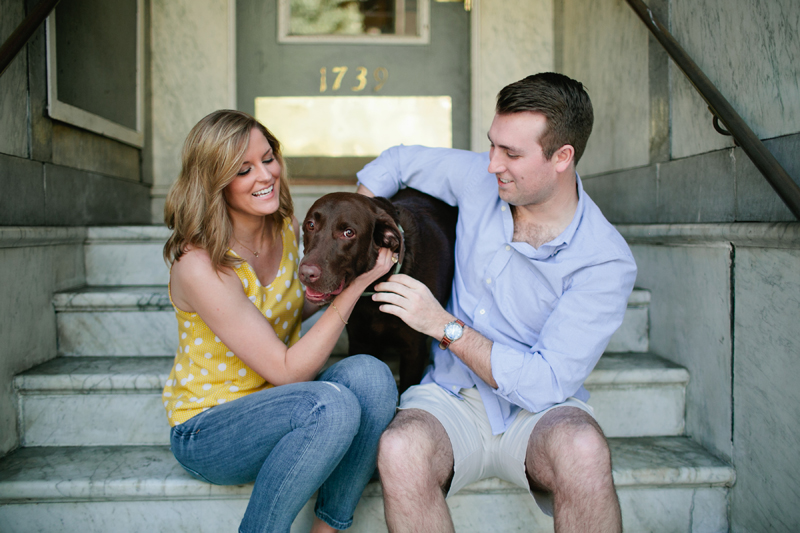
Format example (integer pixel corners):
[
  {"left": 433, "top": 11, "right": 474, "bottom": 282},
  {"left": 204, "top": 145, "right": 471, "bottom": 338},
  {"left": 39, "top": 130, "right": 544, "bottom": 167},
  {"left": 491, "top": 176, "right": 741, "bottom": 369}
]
[
  {"left": 560, "top": 0, "right": 799, "bottom": 223},
  {"left": 557, "top": 0, "right": 800, "bottom": 529},
  {"left": 620, "top": 226, "right": 800, "bottom": 531},
  {"left": 0, "top": 0, "right": 152, "bottom": 226},
  {"left": 732, "top": 244, "right": 800, "bottom": 531},
  {"left": 471, "top": 0, "right": 554, "bottom": 153},
  {"left": 148, "top": 0, "right": 236, "bottom": 223},
  {"left": 0, "top": 229, "right": 86, "bottom": 455},
  {"left": 0, "top": 0, "right": 151, "bottom": 456}
]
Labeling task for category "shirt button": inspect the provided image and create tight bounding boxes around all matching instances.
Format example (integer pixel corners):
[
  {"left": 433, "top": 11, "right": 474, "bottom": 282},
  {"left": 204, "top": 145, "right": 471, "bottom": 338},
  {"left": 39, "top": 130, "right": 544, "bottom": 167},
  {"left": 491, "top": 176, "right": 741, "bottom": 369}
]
[
  {"left": 486, "top": 278, "right": 491, "bottom": 284},
  {"left": 480, "top": 309, "right": 486, "bottom": 315},
  {"left": 501, "top": 205, "right": 506, "bottom": 211},
  {"left": 505, "top": 245, "right": 511, "bottom": 251},
  {"left": 452, "top": 385, "right": 459, "bottom": 392}
]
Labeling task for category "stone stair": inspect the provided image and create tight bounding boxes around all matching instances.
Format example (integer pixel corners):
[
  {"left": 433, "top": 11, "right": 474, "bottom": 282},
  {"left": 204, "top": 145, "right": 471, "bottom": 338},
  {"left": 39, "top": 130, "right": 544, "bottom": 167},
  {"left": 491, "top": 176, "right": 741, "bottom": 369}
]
[{"left": 0, "top": 224, "right": 735, "bottom": 532}]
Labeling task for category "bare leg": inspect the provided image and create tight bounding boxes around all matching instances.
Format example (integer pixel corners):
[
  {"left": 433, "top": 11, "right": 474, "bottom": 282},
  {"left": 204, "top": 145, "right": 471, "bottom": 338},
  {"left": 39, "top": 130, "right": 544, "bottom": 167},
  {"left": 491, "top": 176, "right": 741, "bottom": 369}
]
[
  {"left": 525, "top": 407, "right": 622, "bottom": 533},
  {"left": 310, "top": 517, "right": 338, "bottom": 533},
  {"left": 377, "top": 409, "right": 456, "bottom": 533}
]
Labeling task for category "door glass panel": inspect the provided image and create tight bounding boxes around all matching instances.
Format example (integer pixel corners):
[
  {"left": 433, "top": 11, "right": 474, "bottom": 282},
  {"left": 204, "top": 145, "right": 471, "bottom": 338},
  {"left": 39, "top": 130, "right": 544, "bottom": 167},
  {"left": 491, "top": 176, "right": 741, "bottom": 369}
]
[
  {"left": 278, "top": 0, "right": 429, "bottom": 44},
  {"left": 290, "top": 0, "right": 419, "bottom": 36},
  {"left": 255, "top": 95, "right": 451, "bottom": 157}
]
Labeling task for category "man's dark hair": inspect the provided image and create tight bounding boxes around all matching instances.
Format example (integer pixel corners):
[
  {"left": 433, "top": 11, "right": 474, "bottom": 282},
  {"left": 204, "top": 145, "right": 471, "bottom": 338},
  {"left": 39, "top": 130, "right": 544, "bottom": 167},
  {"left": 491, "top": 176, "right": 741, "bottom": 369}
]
[{"left": 495, "top": 72, "right": 593, "bottom": 165}]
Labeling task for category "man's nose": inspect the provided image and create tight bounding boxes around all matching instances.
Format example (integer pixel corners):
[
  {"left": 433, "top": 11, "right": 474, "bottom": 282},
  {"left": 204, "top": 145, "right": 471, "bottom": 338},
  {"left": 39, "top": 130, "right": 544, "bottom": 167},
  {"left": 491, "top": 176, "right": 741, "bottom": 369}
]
[{"left": 487, "top": 152, "right": 504, "bottom": 174}]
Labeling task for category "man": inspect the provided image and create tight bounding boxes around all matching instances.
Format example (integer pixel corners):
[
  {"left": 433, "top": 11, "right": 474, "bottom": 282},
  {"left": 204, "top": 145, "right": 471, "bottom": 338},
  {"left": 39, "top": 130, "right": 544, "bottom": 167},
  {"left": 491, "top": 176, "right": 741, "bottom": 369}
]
[{"left": 357, "top": 72, "right": 637, "bottom": 532}]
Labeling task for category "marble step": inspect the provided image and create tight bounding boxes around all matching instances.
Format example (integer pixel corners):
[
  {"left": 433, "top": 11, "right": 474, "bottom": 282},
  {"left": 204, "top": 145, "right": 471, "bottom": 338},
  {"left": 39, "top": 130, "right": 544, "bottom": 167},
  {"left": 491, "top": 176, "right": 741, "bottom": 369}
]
[
  {"left": 15, "top": 353, "right": 687, "bottom": 447},
  {"left": 82, "top": 185, "right": 354, "bottom": 287},
  {"left": 84, "top": 226, "right": 172, "bottom": 287},
  {"left": 54, "top": 286, "right": 650, "bottom": 357},
  {"left": 0, "top": 437, "right": 734, "bottom": 533}
]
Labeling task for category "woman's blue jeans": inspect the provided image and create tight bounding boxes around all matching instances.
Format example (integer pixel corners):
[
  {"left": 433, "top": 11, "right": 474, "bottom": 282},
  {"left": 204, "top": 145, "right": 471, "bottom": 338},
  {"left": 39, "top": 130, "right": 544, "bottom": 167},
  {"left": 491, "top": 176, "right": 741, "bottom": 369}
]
[{"left": 169, "top": 354, "right": 398, "bottom": 532}]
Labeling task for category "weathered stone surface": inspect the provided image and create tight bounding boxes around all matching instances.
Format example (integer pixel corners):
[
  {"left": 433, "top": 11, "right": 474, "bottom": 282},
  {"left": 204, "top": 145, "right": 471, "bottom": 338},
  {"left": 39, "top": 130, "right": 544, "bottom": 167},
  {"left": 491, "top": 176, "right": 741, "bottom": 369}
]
[
  {"left": 0, "top": 154, "right": 45, "bottom": 225},
  {"left": 732, "top": 247, "right": 800, "bottom": 532},
  {"left": 44, "top": 164, "right": 151, "bottom": 225},
  {"left": 657, "top": 150, "right": 736, "bottom": 223}
]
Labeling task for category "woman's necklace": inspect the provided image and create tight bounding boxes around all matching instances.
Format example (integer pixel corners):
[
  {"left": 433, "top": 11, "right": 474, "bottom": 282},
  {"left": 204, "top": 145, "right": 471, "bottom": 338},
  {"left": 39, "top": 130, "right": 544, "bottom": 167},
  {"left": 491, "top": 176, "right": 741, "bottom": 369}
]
[
  {"left": 233, "top": 236, "right": 260, "bottom": 257},
  {"left": 232, "top": 229, "right": 266, "bottom": 258}
]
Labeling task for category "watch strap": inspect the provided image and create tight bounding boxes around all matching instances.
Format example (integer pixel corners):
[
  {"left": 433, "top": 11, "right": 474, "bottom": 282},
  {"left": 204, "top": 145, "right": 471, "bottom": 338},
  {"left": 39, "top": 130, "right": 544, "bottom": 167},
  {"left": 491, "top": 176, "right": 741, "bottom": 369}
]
[{"left": 439, "top": 319, "right": 465, "bottom": 350}]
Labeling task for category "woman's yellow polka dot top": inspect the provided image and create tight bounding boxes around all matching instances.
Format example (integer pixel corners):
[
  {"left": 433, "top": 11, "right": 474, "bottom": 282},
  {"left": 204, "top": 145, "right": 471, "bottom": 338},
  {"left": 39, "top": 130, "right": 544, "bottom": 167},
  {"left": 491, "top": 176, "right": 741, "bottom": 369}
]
[{"left": 163, "top": 218, "right": 304, "bottom": 426}]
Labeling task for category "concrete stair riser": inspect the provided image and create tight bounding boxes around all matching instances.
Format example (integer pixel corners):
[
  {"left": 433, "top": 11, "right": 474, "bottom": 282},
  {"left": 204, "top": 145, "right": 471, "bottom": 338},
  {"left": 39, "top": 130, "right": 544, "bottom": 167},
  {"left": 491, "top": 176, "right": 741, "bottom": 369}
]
[
  {"left": 0, "top": 489, "right": 729, "bottom": 533},
  {"left": 0, "top": 439, "right": 734, "bottom": 533},
  {"left": 84, "top": 227, "right": 171, "bottom": 286},
  {"left": 53, "top": 287, "right": 650, "bottom": 357},
  {"left": 0, "top": 221, "right": 737, "bottom": 533},
  {"left": 15, "top": 353, "right": 687, "bottom": 446}
]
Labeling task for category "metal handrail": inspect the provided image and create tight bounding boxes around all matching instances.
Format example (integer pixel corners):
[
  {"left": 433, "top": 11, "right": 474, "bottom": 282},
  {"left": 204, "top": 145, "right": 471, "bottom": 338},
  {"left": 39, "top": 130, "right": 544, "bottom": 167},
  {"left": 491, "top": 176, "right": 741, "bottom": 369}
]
[
  {"left": 0, "top": 0, "right": 61, "bottom": 78},
  {"left": 625, "top": 0, "right": 800, "bottom": 220}
]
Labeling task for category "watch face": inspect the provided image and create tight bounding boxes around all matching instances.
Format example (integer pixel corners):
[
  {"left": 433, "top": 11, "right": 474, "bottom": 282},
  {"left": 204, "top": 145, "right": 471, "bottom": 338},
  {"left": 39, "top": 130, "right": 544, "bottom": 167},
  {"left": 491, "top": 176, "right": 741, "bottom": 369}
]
[{"left": 445, "top": 322, "right": 463, "bottom": 340}]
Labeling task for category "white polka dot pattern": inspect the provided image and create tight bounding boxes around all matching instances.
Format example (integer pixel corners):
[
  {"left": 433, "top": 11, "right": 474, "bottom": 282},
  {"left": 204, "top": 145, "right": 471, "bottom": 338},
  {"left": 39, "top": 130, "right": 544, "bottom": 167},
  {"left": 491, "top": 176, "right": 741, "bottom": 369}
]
[{"left": 163, "top": 218, "right": 304, "bottom": 427}]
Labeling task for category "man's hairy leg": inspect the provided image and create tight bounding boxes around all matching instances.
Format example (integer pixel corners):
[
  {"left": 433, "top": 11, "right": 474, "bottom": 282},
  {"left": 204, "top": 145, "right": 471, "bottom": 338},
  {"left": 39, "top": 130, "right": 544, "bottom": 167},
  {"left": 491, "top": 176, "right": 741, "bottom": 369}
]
[
  {"left": 377, "top": 409, "right": 456, "bottom": 533},
  {"left": 525, "top": 407, "right": 622, "bottom": 533}
]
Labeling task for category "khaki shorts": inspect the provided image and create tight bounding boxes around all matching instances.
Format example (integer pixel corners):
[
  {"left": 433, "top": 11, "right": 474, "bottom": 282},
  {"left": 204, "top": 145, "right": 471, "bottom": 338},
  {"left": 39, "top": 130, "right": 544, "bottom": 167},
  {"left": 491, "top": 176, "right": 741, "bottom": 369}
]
[{"left": 398, "top": 382, "right": 595, "bottom": 516}]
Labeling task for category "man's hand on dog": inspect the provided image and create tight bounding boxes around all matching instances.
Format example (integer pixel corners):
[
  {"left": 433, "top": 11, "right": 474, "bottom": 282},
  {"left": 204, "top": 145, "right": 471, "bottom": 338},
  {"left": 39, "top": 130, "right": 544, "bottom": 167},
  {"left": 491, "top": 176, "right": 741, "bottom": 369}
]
[{"left": 372, "top": 274, "right": 454, "bottom": 340}]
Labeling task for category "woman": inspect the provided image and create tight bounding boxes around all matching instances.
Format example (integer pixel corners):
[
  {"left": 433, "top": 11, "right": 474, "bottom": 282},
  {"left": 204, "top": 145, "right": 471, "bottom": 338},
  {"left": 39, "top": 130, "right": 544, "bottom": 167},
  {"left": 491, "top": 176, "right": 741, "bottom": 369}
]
[{"left": 161, "top": 110, "right": 398, "bottom": 533}]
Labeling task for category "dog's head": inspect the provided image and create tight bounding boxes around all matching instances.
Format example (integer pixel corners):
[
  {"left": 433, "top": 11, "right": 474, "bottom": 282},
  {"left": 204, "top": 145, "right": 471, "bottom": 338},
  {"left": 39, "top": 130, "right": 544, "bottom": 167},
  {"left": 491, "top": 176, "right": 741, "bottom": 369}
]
[{"left": 298, "top": 192, "right": 404, "bottom": 304}]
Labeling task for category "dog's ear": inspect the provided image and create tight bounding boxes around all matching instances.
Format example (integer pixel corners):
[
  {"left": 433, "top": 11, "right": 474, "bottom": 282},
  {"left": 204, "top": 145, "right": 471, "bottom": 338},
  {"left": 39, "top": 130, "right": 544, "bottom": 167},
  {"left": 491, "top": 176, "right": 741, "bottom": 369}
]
[{"left": 371, "top": 198, "right": 405, "bottom": 266}]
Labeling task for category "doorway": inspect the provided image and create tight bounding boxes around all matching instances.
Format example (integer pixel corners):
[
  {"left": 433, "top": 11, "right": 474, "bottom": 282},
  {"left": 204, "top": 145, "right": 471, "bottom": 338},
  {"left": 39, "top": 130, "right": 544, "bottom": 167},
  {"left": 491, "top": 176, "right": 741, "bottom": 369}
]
[{"left": 236, "top": 0, "right": 471, "bottom": 184}]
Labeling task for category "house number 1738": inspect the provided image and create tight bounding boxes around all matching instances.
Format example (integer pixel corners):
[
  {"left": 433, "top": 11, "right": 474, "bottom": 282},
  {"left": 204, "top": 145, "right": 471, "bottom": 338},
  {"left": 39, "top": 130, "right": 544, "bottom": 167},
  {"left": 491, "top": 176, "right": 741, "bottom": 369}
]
[{"left": 319, "top": 66, "right": 389, "bottom": 93}]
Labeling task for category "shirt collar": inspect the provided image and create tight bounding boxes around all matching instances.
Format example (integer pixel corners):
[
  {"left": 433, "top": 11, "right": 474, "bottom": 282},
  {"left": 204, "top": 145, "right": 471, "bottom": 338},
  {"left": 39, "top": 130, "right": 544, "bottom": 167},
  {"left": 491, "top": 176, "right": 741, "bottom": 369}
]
[
  {"left": 547, "top": 172, "right": 586, "bottom": 250},
  {"left": 501, "top": 173, "right": 586, "bottom": 257}
]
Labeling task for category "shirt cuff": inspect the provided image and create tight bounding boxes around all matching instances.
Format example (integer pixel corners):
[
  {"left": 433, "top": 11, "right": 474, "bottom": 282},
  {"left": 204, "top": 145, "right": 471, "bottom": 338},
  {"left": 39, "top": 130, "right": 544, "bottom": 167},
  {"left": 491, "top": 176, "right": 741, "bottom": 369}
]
[
  {"left": 356, "top": 170, "right": 400, "bottom": 199},
  {"left": 490, "top": 342, "right": 526, "bottom": 397}
]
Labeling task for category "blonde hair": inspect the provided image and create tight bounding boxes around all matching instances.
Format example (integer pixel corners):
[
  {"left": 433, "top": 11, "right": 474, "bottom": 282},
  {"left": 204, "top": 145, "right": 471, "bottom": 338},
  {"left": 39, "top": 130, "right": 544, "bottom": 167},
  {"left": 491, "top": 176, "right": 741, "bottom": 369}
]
[{"left": 163, "top": 110, "right": 293, "bottom": 270}]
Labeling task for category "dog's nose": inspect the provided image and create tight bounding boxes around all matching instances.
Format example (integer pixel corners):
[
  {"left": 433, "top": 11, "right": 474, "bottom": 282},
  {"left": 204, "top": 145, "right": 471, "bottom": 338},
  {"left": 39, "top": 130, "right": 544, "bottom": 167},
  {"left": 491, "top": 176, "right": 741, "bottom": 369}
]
[{"left": 299, "top": 263, "right": 322, "bottom": 284}]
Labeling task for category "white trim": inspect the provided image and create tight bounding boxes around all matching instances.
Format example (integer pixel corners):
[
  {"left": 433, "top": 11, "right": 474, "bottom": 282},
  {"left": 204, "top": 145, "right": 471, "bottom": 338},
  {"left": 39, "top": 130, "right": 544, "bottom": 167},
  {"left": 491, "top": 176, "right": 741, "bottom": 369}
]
[
  {"left": 228, "top": 0, "right": 237, "bottom": 109},
  {"left": 469, "top": 0, "right": 482, "bottom": 152},
  {"left": 45, "top": 0, "right": 145, "bottom": 148},
  {"left": 277, "top": 0, "right": 430, "bottom": 45}
]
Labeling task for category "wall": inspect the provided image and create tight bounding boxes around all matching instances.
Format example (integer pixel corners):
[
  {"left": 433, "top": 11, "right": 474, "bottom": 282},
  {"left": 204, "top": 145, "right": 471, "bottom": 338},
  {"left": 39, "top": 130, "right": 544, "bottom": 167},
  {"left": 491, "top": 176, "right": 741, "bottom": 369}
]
[
  {"left": 471, "top": 0, "right": 554, "bottom": 153},
  {"left": 559, "top": 0, "right": 651, "bottom": 176},
  {"left": 621, "top": 226, "right": 800, "bottom": 531},
  {"left": 0, "top": 0, "right": 152, "bottom": 225},
  {"left": 670, "top": 0, "right": 800, "bottom": 159},
  {"left": 732, "top": 244, "right": 800, "bottom": 531},
  {"left": 0, "top": 230, "right": 85, "bottom": 455},
  {"left": 148, "top": 0, "right": 236, "bottom": 223},
  {"left": 562, "top": 0, "right": 800, "bottom": 224},
  {"left": 556, "top": 0, "right": 800, "bottom": 530},
  {"left": 0, "top": 0, "right": 152, "bottom": 455}
]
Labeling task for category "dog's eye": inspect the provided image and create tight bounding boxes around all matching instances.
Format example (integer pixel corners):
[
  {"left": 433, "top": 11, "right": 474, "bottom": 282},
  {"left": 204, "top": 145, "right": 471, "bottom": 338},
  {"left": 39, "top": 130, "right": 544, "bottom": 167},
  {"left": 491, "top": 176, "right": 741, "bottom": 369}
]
[
  {"left": 305, "top": 220, "right": 315, "bottom": 231},
  {"left": 343, "top": 228, "right": 355, "bottom": 238}
]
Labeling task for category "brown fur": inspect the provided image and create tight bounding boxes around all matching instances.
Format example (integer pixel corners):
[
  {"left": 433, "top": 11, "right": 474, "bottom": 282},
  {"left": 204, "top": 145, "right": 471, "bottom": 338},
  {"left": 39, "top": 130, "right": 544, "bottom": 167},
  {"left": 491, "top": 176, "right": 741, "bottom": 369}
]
[{"left": 299, "top": 189, "right": 457, "bottom": 392}]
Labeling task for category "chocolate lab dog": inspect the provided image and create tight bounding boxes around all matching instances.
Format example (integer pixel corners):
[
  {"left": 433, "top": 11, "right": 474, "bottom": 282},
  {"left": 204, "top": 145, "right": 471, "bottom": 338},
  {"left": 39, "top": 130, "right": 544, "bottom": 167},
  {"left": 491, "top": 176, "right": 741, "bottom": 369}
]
[{"left": 299, "top": 188, "right": 457, "bottom": 392}]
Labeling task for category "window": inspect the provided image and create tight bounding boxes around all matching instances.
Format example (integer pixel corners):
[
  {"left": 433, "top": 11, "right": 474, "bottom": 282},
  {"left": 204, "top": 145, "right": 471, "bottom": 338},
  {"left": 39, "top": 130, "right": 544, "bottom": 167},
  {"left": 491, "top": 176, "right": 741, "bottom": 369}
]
[
  {"left": 46, "top": 0, "right": 144, "bottom": 147},
  {"left": 278, "top": 0, "right": 429, "bottom": 44}
]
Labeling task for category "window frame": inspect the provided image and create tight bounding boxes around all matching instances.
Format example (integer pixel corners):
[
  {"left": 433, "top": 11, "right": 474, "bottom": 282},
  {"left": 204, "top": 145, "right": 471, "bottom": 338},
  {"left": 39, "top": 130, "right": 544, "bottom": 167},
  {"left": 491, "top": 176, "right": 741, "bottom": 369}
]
[
  {"left": 45, "top": 0, "right": 145, "bottom": 148},
  {"left": 277, "top": 0, "right": 430, "bottom": 45}
]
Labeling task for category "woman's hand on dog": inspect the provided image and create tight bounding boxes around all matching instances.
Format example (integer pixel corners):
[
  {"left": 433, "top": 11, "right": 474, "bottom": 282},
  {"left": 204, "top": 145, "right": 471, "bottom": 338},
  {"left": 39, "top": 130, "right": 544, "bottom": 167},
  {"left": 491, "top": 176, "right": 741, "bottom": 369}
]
[{"left": 352, "top": 248, "right": 397, "bottom": 290}]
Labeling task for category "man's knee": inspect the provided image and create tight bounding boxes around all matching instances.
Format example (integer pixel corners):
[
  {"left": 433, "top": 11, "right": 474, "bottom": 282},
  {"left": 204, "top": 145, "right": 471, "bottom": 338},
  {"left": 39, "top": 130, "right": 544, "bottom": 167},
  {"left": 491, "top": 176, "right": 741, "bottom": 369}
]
[
  {"left": 377, "top": 410, "right": 452, "bottom": 490},
  {"left": 379, "top": 413, "right": 434, "bottom": 471},
  {"left": 528, "top": 408, "right": 613, "bottom": 489}
]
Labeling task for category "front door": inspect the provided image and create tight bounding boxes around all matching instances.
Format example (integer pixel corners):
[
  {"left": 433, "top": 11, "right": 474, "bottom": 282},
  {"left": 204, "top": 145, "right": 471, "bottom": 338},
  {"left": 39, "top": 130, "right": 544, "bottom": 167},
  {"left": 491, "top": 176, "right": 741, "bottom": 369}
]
[{"left": 236, "top": 0, "right": 471, "bottom": 187}]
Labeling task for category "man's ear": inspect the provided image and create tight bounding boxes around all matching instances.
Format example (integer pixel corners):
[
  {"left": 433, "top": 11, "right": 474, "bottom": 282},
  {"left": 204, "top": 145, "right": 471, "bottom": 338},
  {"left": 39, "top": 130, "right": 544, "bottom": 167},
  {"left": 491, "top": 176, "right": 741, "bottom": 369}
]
[{"left": 554, "top": 144, "right": 575, "bottom": 173}]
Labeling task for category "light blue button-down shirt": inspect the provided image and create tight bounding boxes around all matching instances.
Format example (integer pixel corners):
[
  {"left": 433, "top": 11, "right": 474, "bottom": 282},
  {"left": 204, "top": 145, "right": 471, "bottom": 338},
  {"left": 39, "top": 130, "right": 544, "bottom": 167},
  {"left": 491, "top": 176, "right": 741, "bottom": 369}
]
[{"left": 357, "top": 146, "right": 637, "bottom": 435}]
